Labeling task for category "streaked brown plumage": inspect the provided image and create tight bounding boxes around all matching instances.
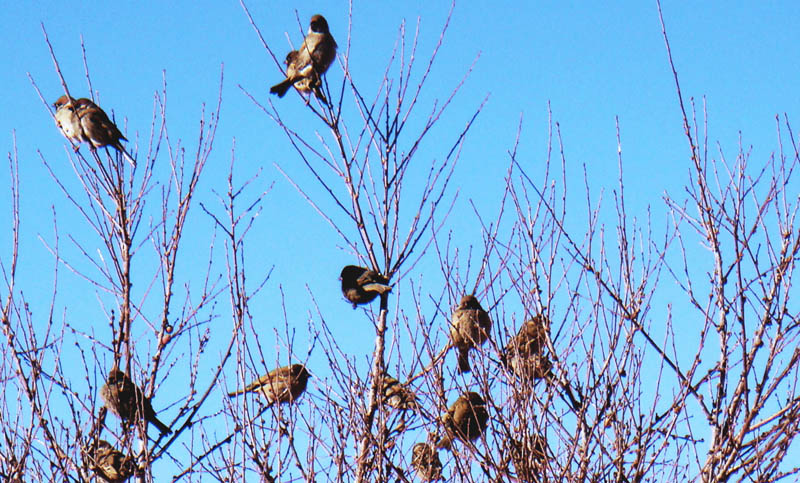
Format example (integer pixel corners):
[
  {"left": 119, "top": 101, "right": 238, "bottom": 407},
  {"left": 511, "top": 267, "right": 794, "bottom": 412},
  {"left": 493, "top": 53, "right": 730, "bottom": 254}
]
[
  {"left": 228, "top": 364, "right": 310, "bottom": 406},
  {"left": 100, "top": 368, "right": 171, "bottom": 434},
  {"left": 436, "top": 391, "right": 489, "bottom": 450},
  {"left": 382, "top": 375, "right": 418, "bottom": 410},
  {"left": 270, "top": 14, "right": 337, "bottom": 100},
  {"left": 501, "top": 316, "right": 552, "bottom": 379},
  {"left": 340, "top": 265, "right": 392, "bottom": 307},
  {"left": 450, "top": 295, "right": 492, "bottom": 373},
  {"left": 53, "top": 95, "right": 136, "bottom": 167},
  {"left": 501, "top": 316, "right": 583, "bottom": 409},
  {"left": 411, "top": 442, "right": 443, "bottom": 481},
  {"left": 90, "top": 440, "right": 136, "bottom": 483},
  {"left": 509, "top": 432, "right": 548, "bottom": 482}
]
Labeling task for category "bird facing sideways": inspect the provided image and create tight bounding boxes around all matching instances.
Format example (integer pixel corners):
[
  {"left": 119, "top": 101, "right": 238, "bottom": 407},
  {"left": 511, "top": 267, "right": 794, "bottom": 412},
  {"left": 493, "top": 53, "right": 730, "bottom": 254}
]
[
  {"left": 436, "top": 391, "right": 489, "bottom": 450},
  {"left": 340, "top": 265, "right": 392, "bottom": 307},
  {"left": 411, "top": 442, "right": 443, "bottom": 481},
  {"left": 53, "top": 95, "right": 136, "bottom": 167},
  {"left": 450, "top": 295, "right": 492, "bottom": 373},
  {"left": 228, "top": 364, "right": 310, "bottom": 407},
  {"left": 89, "top": 440, "right": 136, "bottom": 483},
  {"left": 270, "top": 14, "right": 337, "bottom": 101},
  {"left": 100, "top": 368, "right": 171, "bottom": 435}
]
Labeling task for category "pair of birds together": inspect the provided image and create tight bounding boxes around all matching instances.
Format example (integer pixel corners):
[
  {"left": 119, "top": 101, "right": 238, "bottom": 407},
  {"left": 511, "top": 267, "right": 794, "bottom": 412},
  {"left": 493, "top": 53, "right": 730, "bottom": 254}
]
[
  {"left": 53, "top": 14, "right": 337, "bottom": 169},
  {"left": 92, "top": 363, "right": 310, "bottom": 481}
]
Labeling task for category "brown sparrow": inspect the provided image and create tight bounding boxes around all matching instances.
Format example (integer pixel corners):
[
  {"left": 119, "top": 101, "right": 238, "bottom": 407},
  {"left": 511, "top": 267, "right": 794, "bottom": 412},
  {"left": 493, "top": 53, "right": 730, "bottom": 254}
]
[
  {"left": 501, "top": 316, "right": 583, "bottom": 409},
  {"left": 436, "top": 391, "right": 489, "bottom": 449},
  {"left": 450, "top": 295, "right": 492, "bottom": 373},
  {"left": 89, "top": 440, "right": 136, "bottom": 483},
  {"left": 228, "top": 364, "right": 310, "bottom": 406},
  {"left": 382, "top": 375, "right": 418, "bottom": 411},
  {"left": 270, "top": 14, "right": 337, "bottom": 101},
  {"left": 509, "top": 432, "right": 548, "bottom": 482},
  {"left": 500, "top": 316, "right": 552, "bottom": 379},
  {"left": 100, "top": 368, "right": 171, "bottom": 435},
  {"left": 340, "top": 265, "right": 392, "bottom": 307},
  {"left": 53, "top": 95, "right": 136, "bottom": 167},
  {"left": 411, "top": 442, "right": 443, "bottom": 481}
]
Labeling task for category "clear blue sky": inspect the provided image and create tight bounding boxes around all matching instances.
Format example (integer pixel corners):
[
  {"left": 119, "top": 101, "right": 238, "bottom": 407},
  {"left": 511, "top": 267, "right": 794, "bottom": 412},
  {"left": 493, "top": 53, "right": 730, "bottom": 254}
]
[{"left": 1, "top": 1, "right": 799, "bottom": 479}]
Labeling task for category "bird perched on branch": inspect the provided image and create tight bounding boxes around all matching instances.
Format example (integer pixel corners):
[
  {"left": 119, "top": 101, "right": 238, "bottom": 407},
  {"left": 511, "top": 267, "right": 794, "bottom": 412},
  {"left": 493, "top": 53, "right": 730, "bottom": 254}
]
[
  {"left": 509, "top": 432, "right": 548, "bottom": 482},
  {"left": 340, "top": 265, "right": 392, "bottom": 307},
  {"left": 500, "top": 315, "right": 552, "bottom": 379},
  {"left": 89, "top": 440, "right": 136, "bottom": 483},
  {"left": 53, "top": 95, "right": 136, "bottom": 167},
  {"left": 228, "top": 364, "right": 310, "bottom": 406},
  {"left": 382, "top": 375, "right": 418, "bottom": 411},
  {"left": 270, "top": 14, "right": 337, "bottom": 101},
  {"left": 501, "top": 315, "right": 583, "bottom": 410},
  {"left": 411, "top": 442, "right": 443, "bottom": 481},
  {"left": 100, "top": 368, "right": 171, "bottom": 435},
  {"left": 450, "top": 295, "right": 492, "bottom": 373},
  {"left": 436, "top": 391, "right": 489, "bottom": 450}
]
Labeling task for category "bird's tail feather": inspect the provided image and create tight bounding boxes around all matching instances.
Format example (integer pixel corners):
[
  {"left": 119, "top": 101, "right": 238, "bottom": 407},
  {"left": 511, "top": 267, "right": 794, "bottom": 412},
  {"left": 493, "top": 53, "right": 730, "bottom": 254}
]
[
  {"left": 118, "top": 144, "right": 136, "bottom": 168},
  {"left": 270, "top": 78, "right": 294, "bottom": 97},
  {"left": 151, "top": 416, "right": 172, "bottom": 435},
  {"left": 457, "top": 349, "right": 471, "bottom": 373}
]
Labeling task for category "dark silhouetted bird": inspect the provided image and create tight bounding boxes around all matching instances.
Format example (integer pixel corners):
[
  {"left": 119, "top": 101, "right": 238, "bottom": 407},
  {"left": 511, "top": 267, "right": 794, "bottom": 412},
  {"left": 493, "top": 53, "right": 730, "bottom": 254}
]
[
  {"left": 450, "top": 295, "right": 492, "bottom": 373},
  {"left": 411, "top": 442, "right": 443, "bottom": 481},
  {"left": 100, "top": 368, "right": 171, "bottom": 434},
  {"left": 382, "top": 375, "right": 418, "bottom": 410},
  {"left": 340, "top": 265, "right": 392, "bottom": 307},
  {"left": 228, "top": 364, "right": 310, "bottom": 406},
  {"left": 500, "top": 315, "right": 552, "bottom": 379},
  {"left": 90, "top": 440, "right": 136, "bottom": 483},
  {"left": 270, "top": 14, "right": 337, "bottom": 101},
  {"left": 436, "top": 391, "right": 489, "bottom": 449},
  {"left": 53, "top": 95, "right": 136, "bottom": 167}
]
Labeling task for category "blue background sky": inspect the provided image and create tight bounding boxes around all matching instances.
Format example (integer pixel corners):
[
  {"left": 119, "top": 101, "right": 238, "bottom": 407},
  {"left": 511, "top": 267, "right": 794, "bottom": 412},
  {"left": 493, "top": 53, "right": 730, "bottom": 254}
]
[{"left": 1, "top": 1, "right": 800, "bottom": 479}]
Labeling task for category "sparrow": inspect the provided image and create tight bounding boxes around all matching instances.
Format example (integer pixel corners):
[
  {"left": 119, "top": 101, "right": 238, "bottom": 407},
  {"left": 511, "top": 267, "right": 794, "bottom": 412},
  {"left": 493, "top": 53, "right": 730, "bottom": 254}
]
[
  {"left": 436, "top": 391, "right": 489, "bottom": 450},
  {"left": 449, "top": 295, "right": 492, "bottom": 373},
  {"left": 100, "top": 368, "right": 171, "bottom": 435},
  {"left": 411, "top": 442, "right": 443, "bottom": 481},
  {"left": 500, "top": 316, "right": 552, "bottom": 379},
  {"left": 90, "top": 440, "right": 136, "bottom": 483},
  {"left": 501, "top": 317, "right": 583, "bottom": 409},
  {"left": 270, "top": 14, "right": 337, "bottom": 101},
  {"left": 228, "top": 364, "right": 310, "bottom": 406},
  {"left": 340, "top": 265, "right": 392, "bottom": 307},
  {"left": 53, "top": 95, "right": 136, "bottom": 167},
  {"left": 382, "top": 375, "right": 418, "bottom": 411},
  {"left": 509, "top": 433, "right": 548, "bottom": 482}
]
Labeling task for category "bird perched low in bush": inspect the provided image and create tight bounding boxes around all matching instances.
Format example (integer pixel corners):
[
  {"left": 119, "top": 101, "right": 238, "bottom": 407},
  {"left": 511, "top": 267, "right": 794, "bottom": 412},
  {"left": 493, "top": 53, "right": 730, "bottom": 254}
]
[{"left": 228, "top": 364, "right": 310, "bottom": 407}]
